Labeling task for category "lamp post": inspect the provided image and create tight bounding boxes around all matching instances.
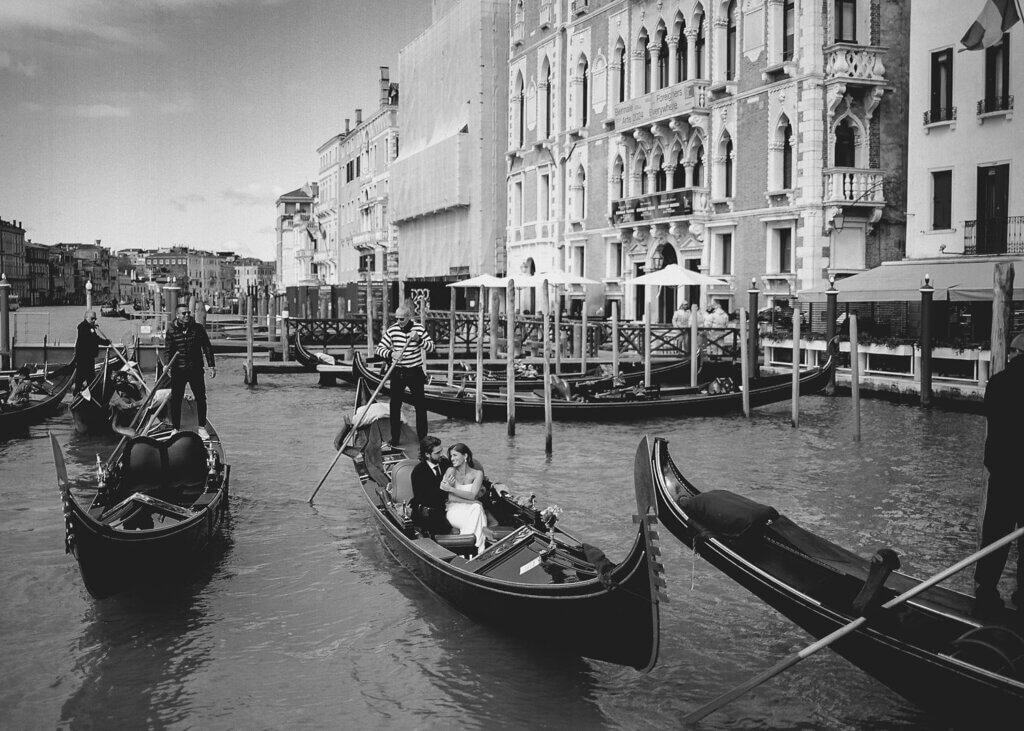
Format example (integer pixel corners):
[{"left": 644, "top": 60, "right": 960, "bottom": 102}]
[{"left": 85, "top": 278, "right": 93, "bottom": 310}]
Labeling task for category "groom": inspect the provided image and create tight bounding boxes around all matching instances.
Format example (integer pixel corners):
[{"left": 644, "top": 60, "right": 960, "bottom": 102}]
[{"left": 411, "top": 435, "right": 453, "bottom": 536}]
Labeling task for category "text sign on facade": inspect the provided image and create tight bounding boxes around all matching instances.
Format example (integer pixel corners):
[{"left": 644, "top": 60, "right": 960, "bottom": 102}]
[{"left": 613, "top": 83, "right": 706, "bottom": 127}]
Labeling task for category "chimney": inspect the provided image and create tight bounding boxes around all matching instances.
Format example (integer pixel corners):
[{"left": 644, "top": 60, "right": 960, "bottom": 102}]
[
  {"left": 345, "top": 118, "right": 350, "bottom": 134},
  {"left": 95, "top": 239, "right": 101, "bottom": 247},
  {"left": 355, "top": 108, "right": 362, "bottom": 125}
]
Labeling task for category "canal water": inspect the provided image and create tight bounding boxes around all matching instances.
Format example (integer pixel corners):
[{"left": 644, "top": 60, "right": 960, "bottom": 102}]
[{"left": 0, "top": 307, "right": 992, "bottom": 729}]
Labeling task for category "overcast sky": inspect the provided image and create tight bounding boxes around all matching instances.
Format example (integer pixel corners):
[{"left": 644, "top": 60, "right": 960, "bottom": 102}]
[{"left": 0, "top": 0, "right": 431, "bottom": 261}]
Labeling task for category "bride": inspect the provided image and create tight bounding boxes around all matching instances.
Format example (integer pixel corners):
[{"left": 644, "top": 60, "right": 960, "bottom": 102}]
[{"left": 440, "top": 442, "right": 487, "bottom": 556}]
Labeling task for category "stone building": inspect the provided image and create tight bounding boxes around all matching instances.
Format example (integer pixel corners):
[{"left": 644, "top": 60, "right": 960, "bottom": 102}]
[
  {"left": 507, "top": 0, "right": 908, "bottom": 322},
  {"left": 0, "top": 218, "right": 28, "bottom": 302},
  {"left": 391, "top": 0, "right": 511, "bottom": 306},
  {"left": 275, "top": 184, "right": 318, "bottom": 288}
]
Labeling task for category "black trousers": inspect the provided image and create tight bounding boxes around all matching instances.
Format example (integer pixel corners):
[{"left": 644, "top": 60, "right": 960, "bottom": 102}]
[
  {"left": 974, "top": 470, "right": 1024, "bottom": 601},
  {"left": 169, "top": 368, "right": 208, "bottom": 429},
  {"left": 74, "top": 357, "right": 95, "bottom": 392},
  {"left": 389, "top": 366, "right": 427, "bottom": 443}
]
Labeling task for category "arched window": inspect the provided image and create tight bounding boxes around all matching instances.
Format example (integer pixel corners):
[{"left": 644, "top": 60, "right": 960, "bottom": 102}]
[
  {"left": 642, "top": 31, "right": 652, "bottom": 94},
  {"left": 655, "top": 163, "right": 667, "bottom": 192},
  {"left": 574, "top": 167, "right": 587, "bottom": 219},
  {"left": 693, "top": 144, "right": 705, "bottom": 187},
  {"left": 580, "top": 56, "right": 590, "bottom": 127},
  {"left": 613, "top": 156, "right": 625, "bottom": 200},
  {"left": 676, "top": 19, "right": 688, "bottom": 81},
  {"left": 834, "top": 118, "right": 856, "bottom": 167},
  {"left": 694, "top": 8, "right": 706, "bottom": 78},
  {"left": 723, "top": 137, "right": 734, "bottom": 197},
  {"left": 543, "top": 59, "right": 553, "bottom": 138},
  {"left": 515, "top": 72, "right": 525, "bottom": 148},
  {"left": 726, "top": 1, "right": 738, "bottom": 81},
  {"left": 639, "top": 153, "right": 649, "bottom": 194},
  {"left": 673, "top": 150, "right": 686, "bottom": 188},
  {"left": 617, "top": 42, "right": 627, "bottom": 102},
  {"left": 782, "top": 122, "right": 794, "bottom": 188},
  {"left": 658, "top": 33, "right": 670, "bottom": 89}
]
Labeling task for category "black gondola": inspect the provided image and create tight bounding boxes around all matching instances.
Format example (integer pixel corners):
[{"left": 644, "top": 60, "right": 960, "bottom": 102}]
[
  {"left": 352, "top": 351, "right": 832, "bottom": 421},
  {"left": 337, "top": 396, "right": 664, "bottom": 670},
  {"left": 0, "top": 363, "right": 76, "bottom": 437},
  {"left": 51, "top": 396, "right": 230, "bottom": 599},
  {"left": 69, "top": 349, "right": 147, "bottom": 435},
  {"left": 647, "top": 437, "right": 1024, "bottom": 726}
]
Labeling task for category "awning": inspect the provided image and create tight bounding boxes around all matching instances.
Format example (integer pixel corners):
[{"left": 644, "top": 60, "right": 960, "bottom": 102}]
[{"left": 799, "top": 257, "right": 1024, "bottom": 303}]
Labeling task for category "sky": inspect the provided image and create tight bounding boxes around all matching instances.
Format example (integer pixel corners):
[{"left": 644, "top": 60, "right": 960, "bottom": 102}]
[{"left": 0, "top": 0, "right": 432, "bottom": 261}]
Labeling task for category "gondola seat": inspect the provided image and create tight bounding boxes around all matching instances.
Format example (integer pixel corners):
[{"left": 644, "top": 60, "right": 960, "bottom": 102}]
[
  {"left": 388, "top": 458, "right": 478, "bottom": 554},
  {"left": 120, "top": 431, "right": 209, "bottom": 500}
]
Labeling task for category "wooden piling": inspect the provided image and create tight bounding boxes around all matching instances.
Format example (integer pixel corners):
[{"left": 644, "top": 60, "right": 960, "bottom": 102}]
[
  {"left": 542, "top": 279, "right": 553, "bottom": 455},
  {"left": 791, "top": 300, "right": 800, "bottom": 428},
  {"left": 365, "top": 270, "right": 374, "bottom": 358},
  {"left": 0, "top": 274, "right": 10, "bottom": 370},
  {"left": 991, "top": 262, "right": 1015, "bottom": 377},
  {"left": 279, "top": 298, "right": 290, "bottom": 362},
  {"left": 581, "top": 303, "right": 589, "bottom": 373},
  {"left": 740, "top": 308, "right": 750, "bottom": 417},
  {"left": 448, "top": 287, "right": 456, "bottom": 384},
  {"left": 644, "top": 286, "right": 653, "bottom": 387},
  {"left": 919, "top": 276, "right": 934, "bottom": 408},
  {"left": 690, "top": 303, "right": 699, "bottom": 387},
  {"left": 553, "top": 285, "right": 562, "bottom": 376},
  {"left": 489, "top": 288, "right": 500, "bottom": 360},
  {"left": 475, "top": 287, "right": 484, "bottom": 424},
  {"left": 245, "top": 294, "right": 256, "bottom": 385},
  {"left": 506, "top": 280, "right": 516, "bottom": 437},
  {"left": 611, "top": 300, "right": 620, "bottom": 376},
  {"left": 850, "top": 314, "right": 861, "bottom": 441}
]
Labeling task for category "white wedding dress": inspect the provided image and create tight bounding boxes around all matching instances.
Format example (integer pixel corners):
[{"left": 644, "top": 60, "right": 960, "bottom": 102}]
[{"left": 446, "top": 483, "right": 487, "bottom": 555}]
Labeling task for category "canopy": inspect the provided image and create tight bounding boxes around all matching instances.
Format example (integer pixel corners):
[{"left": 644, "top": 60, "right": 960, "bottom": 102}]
[
  {"left": 446, "top": 274, "right": 510, "bottom": 289},
  {"left": 799, "top": 258, "right": 1024, "bottom": 303},
  {"left": 626, "top": 264, "right": 727, "bottom": 287},
  {"left": 513, "top": 269, "right": 599, "bottom": 288}
]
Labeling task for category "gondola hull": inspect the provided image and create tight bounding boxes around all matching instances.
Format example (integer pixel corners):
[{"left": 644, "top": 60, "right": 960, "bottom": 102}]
[
  {"left": 345, "top": 426, "right": 664, "bottom": 670},
  {"left": 648, "top": 438, "right": 1024, "bottom": 725},
  {"left": 53, "top": 398, "right": 230, "bottom": 599},
  {"left": 353, "top": 352, "right": 832, "bottom": 421},
  {"left": 0, "top": 363, "right": 75, "bottom": 436}
]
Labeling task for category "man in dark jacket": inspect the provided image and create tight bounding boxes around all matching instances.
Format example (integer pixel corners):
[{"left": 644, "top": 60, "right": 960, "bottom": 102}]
[
  {"left": 974, "top": 332, "right": 1024, "bottom": 615},
  {"left": 164, "top": 303, "right": 216, "bottom": 437},
  {"left": 410, "top": 435, "right": 453, "bottom": 536},
  {"left": 73, "top": 310, "right": 111, "bottom": 393}
]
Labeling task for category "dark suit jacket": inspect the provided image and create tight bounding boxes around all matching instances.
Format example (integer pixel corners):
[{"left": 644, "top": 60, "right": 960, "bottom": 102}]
[
  {"left": 411, "top": 457, "right": 452, "bottom": 534},
  {"left": 75, "top": 320, "right": 110, "bottom": 362}
]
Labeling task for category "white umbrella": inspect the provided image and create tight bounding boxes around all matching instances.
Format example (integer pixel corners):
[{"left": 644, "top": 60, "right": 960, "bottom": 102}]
[
  {"left": 626, "top": 263, "right": 727, "bottom": 287},
  {"left": 446, "top": 274, "right": 510, "bottom": 288},
  {"left": 513, "top": 268, "right": 599, "bottom": 287}
]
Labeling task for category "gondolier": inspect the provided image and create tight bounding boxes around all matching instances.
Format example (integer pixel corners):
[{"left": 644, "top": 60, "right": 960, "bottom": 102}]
[
  {"left": 165, "top": 303, "right": 216, "bottom": 439},
  {"left": 73, "top": 310, "right": 111, "bottom": 393},
  {"left": 376, "top": 301, "right": 434, "bottom": 446}
]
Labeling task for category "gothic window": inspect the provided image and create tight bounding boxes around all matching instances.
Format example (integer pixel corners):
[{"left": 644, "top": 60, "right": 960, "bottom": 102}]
[
  {"left": 543, "top": 58, "right": 553, "bottom": 138},
  {"left": 658, "top": 31, "right": 670, "bottom": 89},
  {"left": 578, "top": 55, "right": 590, "bottom": 127},
  {"left": 676, "top": 19, "right": 688, "bottom": 81},
  {"left": 726, "top": 1, "right": 738, "bottom": 82},
  {"left": 617, "top": 41, "right": 627, "bottom": 102},
  {"left": 693, "top": 143, "right": 705, "bottom": 187},
  {"left": 641, "top": 29, "right": 652, "bottom": 94},
  {"left": 515, "top": 71, "right": 526, "bottom": 147},
  {"left": 673, "top": 150, "right": 686, "bottom": 188},
  {"left": 694, "top": 6, "right": 706, "bottom": 78},
  {"left": 834, "top": 117, "right": 856, "bottom": 167}
]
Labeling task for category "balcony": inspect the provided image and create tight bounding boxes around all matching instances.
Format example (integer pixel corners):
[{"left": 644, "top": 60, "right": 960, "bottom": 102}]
[
  {"left": 823, "top": 168, "right": 886, "bottom": 207},
  {"left": 824, "top": 43, "right": 887, "bottom": 86},
  {"left": 963, "top": 216, "right": 1024, "bottom": 255},
  {"left": 351, "top": 231, "right": 379, "bottom": 250},
  {"left": 610, "top": 189, "right": 696, "bottom": 226},
  {"left": 512, "top": 20, "right": 524, "bottom": 46},
  {"left": 612, "top": 80, "right": 709, "bottom": 132},
  {"left": 539, "top": 2, "right": 553, "bottom": 29},
  {"left": 923, "top": 107, "right": 956, "bottom": 125},
  {"left": 571, "top": 0, "right": 589, "bottom": 16},
  {"left": 977, "top": 95, "right": 1014, "bottom": 116}
]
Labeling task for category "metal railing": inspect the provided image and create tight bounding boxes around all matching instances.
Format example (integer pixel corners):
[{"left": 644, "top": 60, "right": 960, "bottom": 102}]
[
  {"left": 977, "top": 95, "right": 1014, "bottom": 115},
  {"left": 923, "top": 107, "right": 956, "bottom": 124},
  {"left": 963, "top": 216, "right": 1024, "bottom": 255}
]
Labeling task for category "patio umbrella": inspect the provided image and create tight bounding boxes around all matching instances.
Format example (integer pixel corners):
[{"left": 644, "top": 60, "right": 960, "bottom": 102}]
[
  {"left": 626, "top": 263, "right": 727, "bottom": 287},
  {"left": 445, "top": 274, "right": 510, "bottom": 288}
]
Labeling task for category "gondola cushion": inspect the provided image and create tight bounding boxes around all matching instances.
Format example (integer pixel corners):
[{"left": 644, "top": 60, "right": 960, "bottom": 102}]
[
  {"left": 121, "top": 432, "right": 208, "bottom": 497},
  {"left": 682, "top": 489, "right": 779, "bottom": 541}
]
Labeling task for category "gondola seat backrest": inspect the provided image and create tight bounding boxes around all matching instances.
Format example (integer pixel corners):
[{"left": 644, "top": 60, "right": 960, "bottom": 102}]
[
  {"left": 389, "top": 459, "right": 420, "bottom": 504},
  {"left": 121, "top": 431, "right": 208, "bottom": 498}
]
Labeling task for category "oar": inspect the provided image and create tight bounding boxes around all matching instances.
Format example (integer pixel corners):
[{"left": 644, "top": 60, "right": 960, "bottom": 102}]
[
  {"left": 95, "top": 327, "right": 149, "bottom": 394},
  {"left": 103, "top": 353, "right": 178, "bottom": 470},
  {"left": 684, "top": 523, "right": 1024, "bottom": 725},
  {"left": 307, "top": 338, "right": 412, "bottom": 505}
]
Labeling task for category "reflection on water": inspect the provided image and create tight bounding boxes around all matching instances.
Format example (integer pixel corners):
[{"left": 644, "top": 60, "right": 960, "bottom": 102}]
[{"left": 0, "top": 331, "right": 992, "bottom": 729}]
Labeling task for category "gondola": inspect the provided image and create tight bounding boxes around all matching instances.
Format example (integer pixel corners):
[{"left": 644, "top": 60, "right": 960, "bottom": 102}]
[
  {"left": 51, "top": 394, "right": 230, "bottom": 599},
  {"left": 0, "top": 362, "right": 76, "bottom": 436},
  {"left": 99, "top": 306, "right": 130, "bottom": 319},
  {"left": 69, "top": 349, "right": 143, "bottom": 435},
  {"left": 294, "top": 331, "right": 350, "bottom": 371},
  {"left": 338, "top": 393, "right": 664, "bottom": 670},
  {"left": 647, "top": 437, "right": 1024, "bottom": 726},
  {"left": 352, "top": 351, "right": 832, "bottom": 422}
]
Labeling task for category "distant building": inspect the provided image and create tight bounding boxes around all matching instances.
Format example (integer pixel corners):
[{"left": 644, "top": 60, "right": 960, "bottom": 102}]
[
  {"left": 25, "top": 242, "right": 50, "bottom": 306},
  {"left": 234, "top": 257, "right": 275, "bottom": 294},
  {"left": 0, "top": 218, "right": 28, "bottom": 301},
  {"left": 391, "top": 0, "right": 510, "bottom": 304},
  {"left": 276, "top": 184, "right": 317, "bottom": 288}
]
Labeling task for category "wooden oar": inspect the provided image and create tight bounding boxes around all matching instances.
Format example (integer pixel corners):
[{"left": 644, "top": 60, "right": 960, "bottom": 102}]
[
  {"left": 95, "top": 328, "right": 149, "bottom": 394},
  {"left": 307, "top": 338, "right": 412, "bottom": 505},
  {"left": 103, "top": 353, "right": 178, "bottom": 470},
  {"left": 683, "top": 523, "right": 1024, "bottom": 725}
]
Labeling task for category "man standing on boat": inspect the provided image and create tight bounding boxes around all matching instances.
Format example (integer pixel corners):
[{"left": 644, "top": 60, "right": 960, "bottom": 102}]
[
  {"left": 73, "top": 310, "right": 110, "bottom": 394},
  {"left": 974, "top": 332, "right": 1024, "bottom": 615},
  {"left": 164, "top": 303, "right": 216, "bottom": 439},
  {"left": 376, "top": 301, "right": 434, "bottom": 447}
]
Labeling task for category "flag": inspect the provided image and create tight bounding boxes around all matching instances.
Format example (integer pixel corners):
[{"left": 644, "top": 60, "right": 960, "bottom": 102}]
[{"left": 961, "top": 0, "right": 1021, "bottom": 50}]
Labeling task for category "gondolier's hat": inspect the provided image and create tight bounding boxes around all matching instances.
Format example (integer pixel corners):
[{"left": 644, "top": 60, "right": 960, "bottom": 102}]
[
  {"left": 395, "top": 302, "right": 414, "bottom": 319},
  {"left": 1011, "top": 333, "right": 1024, "bottom": 352}
]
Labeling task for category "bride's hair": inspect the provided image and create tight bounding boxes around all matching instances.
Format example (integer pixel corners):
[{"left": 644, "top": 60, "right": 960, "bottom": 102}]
[{"left": 448, "top": 442, "right": 474, "bottom": 468}]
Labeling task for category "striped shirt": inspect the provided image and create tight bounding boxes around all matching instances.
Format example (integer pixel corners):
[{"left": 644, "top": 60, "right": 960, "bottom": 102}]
[{"left": 376, "top": 321, "right": 435, "bottom": 368}]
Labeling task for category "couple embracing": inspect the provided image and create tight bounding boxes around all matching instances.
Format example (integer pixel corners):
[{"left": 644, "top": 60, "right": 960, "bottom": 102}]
[{"left": 411, "top": 436, "right": 487, "bottom": 555}]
